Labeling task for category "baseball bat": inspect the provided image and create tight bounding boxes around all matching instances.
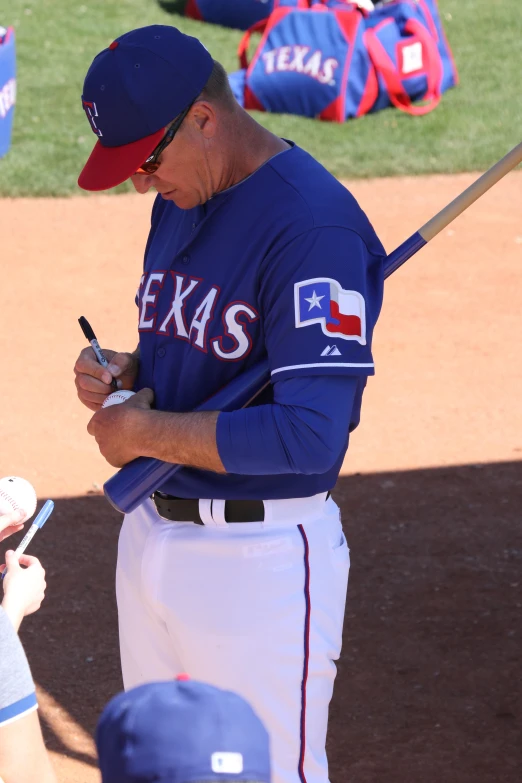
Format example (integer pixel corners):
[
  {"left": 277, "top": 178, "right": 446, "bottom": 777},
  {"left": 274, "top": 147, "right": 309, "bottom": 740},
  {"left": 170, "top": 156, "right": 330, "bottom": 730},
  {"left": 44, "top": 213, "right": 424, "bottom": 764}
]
[{"left": 104, "top": 140, "right": 522, "bottom": 514}]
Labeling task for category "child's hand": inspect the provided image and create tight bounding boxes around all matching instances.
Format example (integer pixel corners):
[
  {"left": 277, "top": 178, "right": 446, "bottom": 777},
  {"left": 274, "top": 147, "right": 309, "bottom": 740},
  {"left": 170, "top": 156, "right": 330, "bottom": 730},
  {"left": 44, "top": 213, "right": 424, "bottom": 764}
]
[
  {"left": 0, "top": 509, "right": 26, "bottom": 542},
  {"left": 1, "top": 551, "right": 47, "bottom": 630}
]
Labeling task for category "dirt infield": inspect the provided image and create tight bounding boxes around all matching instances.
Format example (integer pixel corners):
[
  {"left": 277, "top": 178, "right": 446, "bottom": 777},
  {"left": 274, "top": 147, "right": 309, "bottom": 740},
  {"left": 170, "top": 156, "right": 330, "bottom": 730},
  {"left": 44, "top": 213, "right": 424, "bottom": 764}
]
[{"left": 0, "top": 171, "right": 521, "bottom": 782}]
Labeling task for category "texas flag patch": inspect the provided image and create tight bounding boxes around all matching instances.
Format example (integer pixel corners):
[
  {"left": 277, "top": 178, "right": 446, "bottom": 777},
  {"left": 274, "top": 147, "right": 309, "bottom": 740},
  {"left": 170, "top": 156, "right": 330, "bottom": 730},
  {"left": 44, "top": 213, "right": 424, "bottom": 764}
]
[{"left": 294, "top": 278, "right": 366, "bottom": 344}]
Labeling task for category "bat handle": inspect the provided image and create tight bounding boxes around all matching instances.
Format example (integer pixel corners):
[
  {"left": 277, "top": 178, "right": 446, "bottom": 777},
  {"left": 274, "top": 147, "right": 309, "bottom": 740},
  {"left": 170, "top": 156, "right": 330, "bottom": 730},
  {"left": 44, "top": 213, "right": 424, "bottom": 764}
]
[{"left": 383, "top": 232, "right": 427, "bottom": 279}]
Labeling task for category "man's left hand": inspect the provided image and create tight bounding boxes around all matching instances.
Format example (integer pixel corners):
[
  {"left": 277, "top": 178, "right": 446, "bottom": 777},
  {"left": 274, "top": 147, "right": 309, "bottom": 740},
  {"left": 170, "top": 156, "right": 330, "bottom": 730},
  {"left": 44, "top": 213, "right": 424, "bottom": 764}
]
[{"left": 87, "top": 388, "right": 155, "bottom": 467}]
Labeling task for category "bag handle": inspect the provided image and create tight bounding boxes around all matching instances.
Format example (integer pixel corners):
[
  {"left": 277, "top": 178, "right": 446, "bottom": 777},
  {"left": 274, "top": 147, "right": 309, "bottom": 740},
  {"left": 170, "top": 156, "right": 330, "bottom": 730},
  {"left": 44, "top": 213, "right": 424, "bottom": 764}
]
[
  {"left": 238, "top": 18, "right": 269, "bottom": 70},
  {"left": 238, "top": 1, "right": 315, "bottom": 70},
  {"left": 365, "top": 18, "right": 443, "bottom": 116},
  {"left": 405, "top": 18, "right": 443, "bottom": 103}
]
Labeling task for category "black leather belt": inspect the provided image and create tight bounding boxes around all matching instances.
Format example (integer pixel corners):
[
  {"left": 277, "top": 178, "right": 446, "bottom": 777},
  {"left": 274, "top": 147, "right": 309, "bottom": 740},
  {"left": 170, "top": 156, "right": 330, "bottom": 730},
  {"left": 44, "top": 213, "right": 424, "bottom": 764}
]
[
  {"left": 152, "top": 492, "right": 265, "bottom": 524},
  {"left": 152, "top": 491, "right": 331, "bottom": 525}
]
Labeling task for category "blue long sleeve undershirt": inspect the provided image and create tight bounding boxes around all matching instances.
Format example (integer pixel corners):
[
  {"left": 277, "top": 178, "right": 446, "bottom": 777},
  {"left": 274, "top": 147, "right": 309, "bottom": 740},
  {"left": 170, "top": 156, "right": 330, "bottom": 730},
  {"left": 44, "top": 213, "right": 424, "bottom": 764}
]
[{"left": 216, "top": 375, "right": 359, "bottom": 476}]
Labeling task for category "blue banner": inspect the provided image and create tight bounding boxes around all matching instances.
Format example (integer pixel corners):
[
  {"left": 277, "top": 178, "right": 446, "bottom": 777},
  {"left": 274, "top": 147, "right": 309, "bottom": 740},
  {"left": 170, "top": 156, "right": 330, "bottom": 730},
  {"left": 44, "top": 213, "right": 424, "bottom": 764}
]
[{"left": 0, "top": 28, "right": 16, "bottom": 159}]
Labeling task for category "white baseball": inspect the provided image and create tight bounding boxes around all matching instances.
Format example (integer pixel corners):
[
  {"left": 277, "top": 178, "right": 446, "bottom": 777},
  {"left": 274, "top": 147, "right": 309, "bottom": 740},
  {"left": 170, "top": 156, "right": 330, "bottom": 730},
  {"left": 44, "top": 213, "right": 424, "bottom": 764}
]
[
  {"left": 0, "top": 477, "right": 38, "bottom": 522},
  {"left": 102, "top": 390, "right": 136, "bottom": 408}
]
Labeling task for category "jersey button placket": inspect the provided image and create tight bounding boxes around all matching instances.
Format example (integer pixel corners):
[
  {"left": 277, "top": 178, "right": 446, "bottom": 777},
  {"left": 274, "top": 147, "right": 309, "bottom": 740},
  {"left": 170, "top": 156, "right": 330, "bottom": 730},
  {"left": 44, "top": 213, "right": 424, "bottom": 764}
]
[
  {"left": 181, "top": 255, "right": 190, "bottom": 265},
  {"left": 157, "top": 347, "right": 166, "bottom": 358}
]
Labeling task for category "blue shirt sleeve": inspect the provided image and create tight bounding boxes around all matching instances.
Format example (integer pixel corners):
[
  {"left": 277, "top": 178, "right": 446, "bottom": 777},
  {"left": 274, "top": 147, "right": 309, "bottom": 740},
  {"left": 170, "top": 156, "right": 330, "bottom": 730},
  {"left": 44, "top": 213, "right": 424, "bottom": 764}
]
[
  {"left": 0, "top": 606, "right": 38, "bottom": 727},
  {"left": 259, "top": 226, "right": 384, "bottom": 381},
  {"left": 216, "top": 374, "right": 358, "bottom": 476}
]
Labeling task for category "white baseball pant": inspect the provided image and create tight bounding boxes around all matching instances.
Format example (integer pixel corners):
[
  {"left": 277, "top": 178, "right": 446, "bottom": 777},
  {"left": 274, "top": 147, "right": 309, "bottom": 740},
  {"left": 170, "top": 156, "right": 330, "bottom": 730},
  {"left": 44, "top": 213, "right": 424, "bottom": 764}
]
[{"left": 116, "top": 492, "right": 350, "bottom": 783}]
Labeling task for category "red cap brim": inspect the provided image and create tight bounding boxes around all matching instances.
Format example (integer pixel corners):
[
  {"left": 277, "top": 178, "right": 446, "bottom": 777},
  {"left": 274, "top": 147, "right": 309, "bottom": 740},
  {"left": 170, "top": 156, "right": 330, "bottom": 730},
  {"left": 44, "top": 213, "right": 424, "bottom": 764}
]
[{"left": 78, "top": 128, "right": 165, "bottom": 191}]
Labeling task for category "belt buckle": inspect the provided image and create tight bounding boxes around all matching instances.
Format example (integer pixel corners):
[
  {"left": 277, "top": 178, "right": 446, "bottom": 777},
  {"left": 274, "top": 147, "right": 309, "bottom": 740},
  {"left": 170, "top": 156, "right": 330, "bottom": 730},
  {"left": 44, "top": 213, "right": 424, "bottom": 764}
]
[{"left": 153, "top": 493, "right": 204, "bottom": 525}]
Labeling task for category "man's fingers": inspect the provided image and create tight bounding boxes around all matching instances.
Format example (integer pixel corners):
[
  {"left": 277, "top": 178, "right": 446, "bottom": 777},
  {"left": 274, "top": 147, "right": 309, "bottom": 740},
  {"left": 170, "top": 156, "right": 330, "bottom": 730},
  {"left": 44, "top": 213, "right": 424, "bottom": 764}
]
[
  {"left": 81, "top": 398, "right": 104, "bottom": 413},
  {"left": 74, "top": 347, "right": 105, "bottom": 377},
  {"left": 79, "top": 390, "right": 106, "bottom": 406},
  {"left": 105, "top": 352, "right": 134, "bottom": 377},
  {"left": 127, "top": 387, "right": 155, "bottom": 408},
  {"left": 75, "top": 371, "right": 113, "bottom": 397},
  {"left": 74, "top": 347, "right": 114, "bottom": 385}
]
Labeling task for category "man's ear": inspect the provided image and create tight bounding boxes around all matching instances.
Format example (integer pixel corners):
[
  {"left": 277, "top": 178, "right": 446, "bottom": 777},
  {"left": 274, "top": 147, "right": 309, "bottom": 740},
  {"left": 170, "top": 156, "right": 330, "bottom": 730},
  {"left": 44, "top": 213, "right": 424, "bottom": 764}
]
[{"left": 192, "top": 101, "right": 217, "bottom": 138}]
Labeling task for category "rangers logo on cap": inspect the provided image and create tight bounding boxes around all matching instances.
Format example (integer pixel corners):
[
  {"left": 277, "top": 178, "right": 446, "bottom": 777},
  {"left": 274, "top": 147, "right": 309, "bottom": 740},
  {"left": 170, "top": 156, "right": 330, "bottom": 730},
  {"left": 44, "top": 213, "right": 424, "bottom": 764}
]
[{"left": 82, "top": 99, "right": 103, "bottom": 137}]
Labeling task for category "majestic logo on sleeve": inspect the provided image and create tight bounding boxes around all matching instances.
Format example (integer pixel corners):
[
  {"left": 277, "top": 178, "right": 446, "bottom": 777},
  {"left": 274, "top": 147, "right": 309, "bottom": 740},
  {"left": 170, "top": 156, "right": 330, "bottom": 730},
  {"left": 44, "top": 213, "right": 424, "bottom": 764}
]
[
  {"left": 82, "top": 99, "right": 103, "bottom": 137},
  {"left": 294, "top": 278, "right": 366, "bottom": 345}
]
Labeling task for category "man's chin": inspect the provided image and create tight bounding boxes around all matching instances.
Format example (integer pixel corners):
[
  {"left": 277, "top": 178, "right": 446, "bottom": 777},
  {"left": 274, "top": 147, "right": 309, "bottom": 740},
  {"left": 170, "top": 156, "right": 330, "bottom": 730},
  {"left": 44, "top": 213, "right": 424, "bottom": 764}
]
[{"left": 161, "top": 190, "right": 197, "bottom": 210}]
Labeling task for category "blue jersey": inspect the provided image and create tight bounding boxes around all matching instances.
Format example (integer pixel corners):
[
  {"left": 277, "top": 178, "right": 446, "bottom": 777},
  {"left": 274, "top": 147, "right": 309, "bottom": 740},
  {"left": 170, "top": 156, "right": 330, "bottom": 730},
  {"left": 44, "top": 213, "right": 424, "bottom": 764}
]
[{"left": 135, "top": 142, "right": 385, "bottom": 499}]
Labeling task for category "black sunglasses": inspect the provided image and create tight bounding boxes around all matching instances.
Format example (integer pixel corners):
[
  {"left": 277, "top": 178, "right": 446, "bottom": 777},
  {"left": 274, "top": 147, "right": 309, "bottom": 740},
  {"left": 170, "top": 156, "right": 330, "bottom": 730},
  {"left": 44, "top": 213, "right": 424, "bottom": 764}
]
[{"left": 136, "top": 100, "right": 195, "bottom": 175}]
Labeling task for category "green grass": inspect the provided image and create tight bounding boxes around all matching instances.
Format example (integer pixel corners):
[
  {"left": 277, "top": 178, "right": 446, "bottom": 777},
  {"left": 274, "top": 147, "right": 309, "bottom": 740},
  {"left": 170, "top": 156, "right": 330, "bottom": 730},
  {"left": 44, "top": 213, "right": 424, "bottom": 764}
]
[{"left": 0, "top": 0, "right": 520, "bottom": 196}]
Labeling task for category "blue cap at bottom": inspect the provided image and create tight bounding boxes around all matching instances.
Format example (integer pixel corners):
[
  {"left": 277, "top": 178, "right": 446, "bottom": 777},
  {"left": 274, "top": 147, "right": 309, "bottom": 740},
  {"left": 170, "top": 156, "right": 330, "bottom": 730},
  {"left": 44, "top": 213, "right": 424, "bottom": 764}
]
[{"left": 96, "top": 678, "right": 271, "bottom": 783}]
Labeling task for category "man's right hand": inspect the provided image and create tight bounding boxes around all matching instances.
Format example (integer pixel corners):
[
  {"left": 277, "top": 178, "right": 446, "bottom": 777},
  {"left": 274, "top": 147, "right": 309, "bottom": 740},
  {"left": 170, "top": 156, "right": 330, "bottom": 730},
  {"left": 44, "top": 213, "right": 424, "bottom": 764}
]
[{"left": 74, "top": 348, "right": 139, "bottom": 411}]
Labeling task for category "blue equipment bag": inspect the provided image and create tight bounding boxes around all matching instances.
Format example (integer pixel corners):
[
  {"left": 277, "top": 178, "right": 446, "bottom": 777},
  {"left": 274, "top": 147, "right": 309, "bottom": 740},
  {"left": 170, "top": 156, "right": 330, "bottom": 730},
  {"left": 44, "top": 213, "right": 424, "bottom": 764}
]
[
  {"left": 0, "top": 27, "right": 16, "bottom": 158},
  {"left": 237, "top": 3, "right": 377, "bottom": 121},
  {"left": 363, "top": 0, "right": 458, "bottom": 115}
]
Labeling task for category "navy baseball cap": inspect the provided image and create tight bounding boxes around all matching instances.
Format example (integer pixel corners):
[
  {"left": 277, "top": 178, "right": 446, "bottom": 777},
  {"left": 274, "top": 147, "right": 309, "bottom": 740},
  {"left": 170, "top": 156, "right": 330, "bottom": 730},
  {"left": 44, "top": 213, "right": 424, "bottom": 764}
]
[
  {"left": 78, "top": 25, "right": 213, "bottom": 192},
  {"left": 96, "top": 677, "right": 272, "bottom": 783}
]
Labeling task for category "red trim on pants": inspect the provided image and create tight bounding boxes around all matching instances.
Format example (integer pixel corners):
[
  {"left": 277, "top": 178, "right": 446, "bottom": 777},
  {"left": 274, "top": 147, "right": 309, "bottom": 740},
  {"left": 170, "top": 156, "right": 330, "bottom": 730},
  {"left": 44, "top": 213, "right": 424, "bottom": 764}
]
[{"left": 298, "top": 524, "right": 311, "bottom": 782}]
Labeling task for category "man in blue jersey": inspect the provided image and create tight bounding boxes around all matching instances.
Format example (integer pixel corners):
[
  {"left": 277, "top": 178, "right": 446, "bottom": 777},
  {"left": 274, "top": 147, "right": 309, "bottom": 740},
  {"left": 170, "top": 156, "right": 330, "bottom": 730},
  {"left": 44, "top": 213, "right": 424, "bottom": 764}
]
[{"left": 74, "top": 25, "right": 384, "bottom": 783}]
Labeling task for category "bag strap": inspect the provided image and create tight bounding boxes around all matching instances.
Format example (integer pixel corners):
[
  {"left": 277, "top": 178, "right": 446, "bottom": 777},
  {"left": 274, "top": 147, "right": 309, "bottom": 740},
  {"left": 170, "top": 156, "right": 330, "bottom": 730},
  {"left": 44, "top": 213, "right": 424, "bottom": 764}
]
[
  {"left": 238, "top": 1, "right": 314, "bottom": 70},
  {"left": 406, "top": 18, "right": 443, "bottom": 100},
  {"left": 185, "top": 0, "right": 203, "bottom": 21},
  {"left": 275, "top": 0, "right": 312, "bottom": 6},
  {"left": 238, "top": 18, "right": 269, "bottom": 70},
  {"left": 364, "top": 18, "right": 443, "bottom": 116},
  {"left": 313, "top": 0, "right": 372, "bottom": 12}
]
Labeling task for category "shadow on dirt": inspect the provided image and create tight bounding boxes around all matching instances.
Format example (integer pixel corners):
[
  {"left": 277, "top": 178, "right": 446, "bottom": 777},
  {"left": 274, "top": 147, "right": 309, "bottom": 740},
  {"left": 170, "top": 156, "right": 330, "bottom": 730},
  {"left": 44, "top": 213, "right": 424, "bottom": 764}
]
[{"left": 3, "top": 460, "right": 521, "bottom": 781}]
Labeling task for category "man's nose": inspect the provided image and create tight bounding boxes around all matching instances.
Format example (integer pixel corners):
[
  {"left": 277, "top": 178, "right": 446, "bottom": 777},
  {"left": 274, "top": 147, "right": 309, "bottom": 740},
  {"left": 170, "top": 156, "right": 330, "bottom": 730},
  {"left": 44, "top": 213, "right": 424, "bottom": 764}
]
[{"left": 130, "top": 173, "right": 154, "bottom": 194}]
